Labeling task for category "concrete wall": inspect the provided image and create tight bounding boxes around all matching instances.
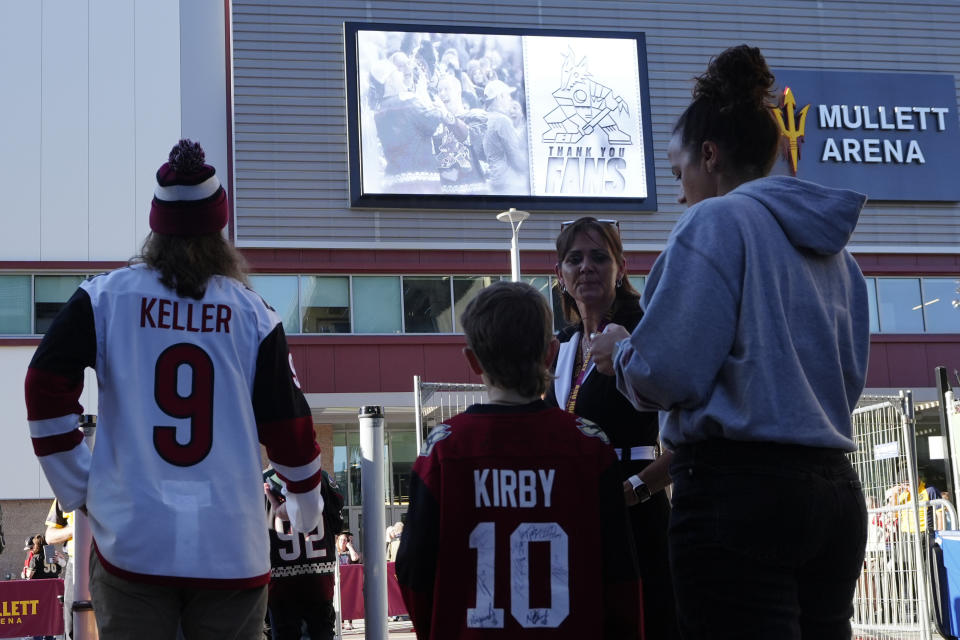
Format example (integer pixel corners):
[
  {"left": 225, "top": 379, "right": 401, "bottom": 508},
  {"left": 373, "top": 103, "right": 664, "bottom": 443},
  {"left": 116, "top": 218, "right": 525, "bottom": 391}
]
[
  {"left": 0, "top": 500, "right": 55, "bottom": 582},
  {"left": 0, "top": 0, "right": 229, "bottom": 263}
]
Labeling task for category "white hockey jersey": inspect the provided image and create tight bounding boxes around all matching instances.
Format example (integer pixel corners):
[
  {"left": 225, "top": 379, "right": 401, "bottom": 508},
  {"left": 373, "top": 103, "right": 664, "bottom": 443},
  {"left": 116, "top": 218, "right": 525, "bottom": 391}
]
[{"left": 26, "top": 264, "right": 323, "bottom": 588}]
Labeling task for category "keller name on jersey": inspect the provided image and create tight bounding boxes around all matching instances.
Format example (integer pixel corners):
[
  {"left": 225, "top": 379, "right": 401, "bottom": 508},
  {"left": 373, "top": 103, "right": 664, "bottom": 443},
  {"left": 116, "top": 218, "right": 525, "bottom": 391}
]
[
  {"left": 140, "top": 297, "right": 232, "bottom": 333},
  {"left": 474, "top": 468, "right": 555, "bottom": 508}
]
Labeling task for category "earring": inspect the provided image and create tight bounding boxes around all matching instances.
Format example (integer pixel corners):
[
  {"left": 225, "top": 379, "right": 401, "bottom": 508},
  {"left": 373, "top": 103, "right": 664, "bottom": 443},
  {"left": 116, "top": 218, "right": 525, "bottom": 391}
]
[
  {"left": 616, "top": 277, "right": 623, "bottom": 288},
  {"left": 559, "top": 282, "right": 567, "bottom": 294}
]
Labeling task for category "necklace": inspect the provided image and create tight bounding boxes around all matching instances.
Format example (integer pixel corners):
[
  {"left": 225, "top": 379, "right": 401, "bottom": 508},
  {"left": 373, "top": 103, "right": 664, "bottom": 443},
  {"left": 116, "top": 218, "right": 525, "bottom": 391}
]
[{"left": 566, "top": 322, "right": 606, "bottom": 413}]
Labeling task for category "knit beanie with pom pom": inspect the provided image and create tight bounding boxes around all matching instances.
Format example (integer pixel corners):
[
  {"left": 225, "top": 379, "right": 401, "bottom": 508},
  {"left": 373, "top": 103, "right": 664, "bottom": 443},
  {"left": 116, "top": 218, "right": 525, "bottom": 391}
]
[{"left": 149, "top": 139, "right": 228, "bottom": 236}]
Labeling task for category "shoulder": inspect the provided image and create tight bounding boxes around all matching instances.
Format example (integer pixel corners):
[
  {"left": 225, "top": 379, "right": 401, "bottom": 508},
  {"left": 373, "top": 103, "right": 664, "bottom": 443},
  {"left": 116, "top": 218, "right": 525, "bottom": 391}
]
[
  {"left": 555, "top": 323, "right": 580, "bottom": 343},
  {"left": 486, "top": 111, "right": 511, "bottom": 130},
  {"left": 611, "top": 301, "right": 643, "bottom": 330},
  {"left": 665, "top": 196, "right": 757, "bottom": 271},
  {"left": 570, "top": 415, "right": 611, "bottom": 446},
  {"left": 80, "top": 265, "right": 147, "bottom": 299},
  {"left": 419, "top": 421, "right": 456, "bottom": 457},
  {"left": 212, "top": 277, "right": 283, "bottom": 337}
]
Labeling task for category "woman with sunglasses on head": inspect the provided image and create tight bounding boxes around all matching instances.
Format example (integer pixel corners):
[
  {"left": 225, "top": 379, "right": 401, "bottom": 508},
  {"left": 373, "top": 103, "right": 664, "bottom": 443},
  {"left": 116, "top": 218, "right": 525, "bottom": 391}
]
[
  {"left": 545, "top": 216, "right": 678, "bottom": 640},
  {"left": 591, "top": 45, "right": 870, "bottom": 639}
]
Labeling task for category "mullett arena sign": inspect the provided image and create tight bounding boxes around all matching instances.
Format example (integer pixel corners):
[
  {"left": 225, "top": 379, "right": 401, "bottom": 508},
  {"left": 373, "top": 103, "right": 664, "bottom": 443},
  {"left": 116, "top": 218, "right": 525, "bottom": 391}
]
[{"left": 771, "top": 70, "right": 960, "bottom": 201}]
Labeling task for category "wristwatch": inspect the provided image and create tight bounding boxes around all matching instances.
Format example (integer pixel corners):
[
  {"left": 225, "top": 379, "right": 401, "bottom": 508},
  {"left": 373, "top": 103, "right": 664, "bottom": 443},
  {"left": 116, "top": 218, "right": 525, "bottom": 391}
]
[{"left": 632, "top": 479, "right": 652, "bottom": 503}]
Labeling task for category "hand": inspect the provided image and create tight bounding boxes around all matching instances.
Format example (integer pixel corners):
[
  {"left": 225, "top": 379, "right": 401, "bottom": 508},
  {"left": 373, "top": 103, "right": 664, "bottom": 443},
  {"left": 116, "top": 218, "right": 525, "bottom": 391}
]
[
  {"left": 591, "top": 324, "right": 630, "bottom": 375},
  {"left": 623, "top": 479, "right": 639, "bottom": 506},
  {"left": 264, "top": 483, "right": 282, "bottom": 509},
  {"left": 264, "top": 483, "right": 288, "bottom": 520}
]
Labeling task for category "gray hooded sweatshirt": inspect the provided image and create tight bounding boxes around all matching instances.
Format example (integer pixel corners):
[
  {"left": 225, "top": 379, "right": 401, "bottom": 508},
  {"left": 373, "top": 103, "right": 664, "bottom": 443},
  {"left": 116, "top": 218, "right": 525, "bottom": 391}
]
[{"left": 615, "top": 175, "right": 870, "bottom": 451}]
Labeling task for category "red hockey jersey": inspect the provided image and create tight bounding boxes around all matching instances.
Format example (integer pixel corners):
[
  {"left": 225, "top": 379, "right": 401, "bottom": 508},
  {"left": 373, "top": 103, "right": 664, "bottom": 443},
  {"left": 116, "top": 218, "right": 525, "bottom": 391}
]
[{"left": 396, "top": 401, "right": 643, "bottom": 639}]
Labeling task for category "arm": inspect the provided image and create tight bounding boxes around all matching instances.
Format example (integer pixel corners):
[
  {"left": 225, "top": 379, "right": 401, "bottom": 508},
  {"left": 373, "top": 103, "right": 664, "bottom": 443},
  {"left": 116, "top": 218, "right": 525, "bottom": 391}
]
[
  {"left": 623, "top": 449, "right": 674, "bottom": 506},
  {"left": 45, "top": 500, "right": 73, "bottom": 546},
  {"left": 254, "top": 324, "right": 323, "bottom": 534},
  {"left": 614, "top": 210, "right": 742, "bottom": 412},
  {"left": 346, "top": 541, "right": 361, "bottom": 563},
  {"left": 25, "top": 289, "right": 96, "bottom": 512},
  {"left": 44, "top": 525, "right": 73, "bottom": 546}
]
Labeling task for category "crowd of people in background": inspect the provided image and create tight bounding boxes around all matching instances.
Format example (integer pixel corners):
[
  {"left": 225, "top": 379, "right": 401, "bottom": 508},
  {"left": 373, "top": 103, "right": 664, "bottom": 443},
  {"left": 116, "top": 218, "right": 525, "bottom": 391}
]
[{"left": 357, "top": 31, "right": 530, "bottom": 195}]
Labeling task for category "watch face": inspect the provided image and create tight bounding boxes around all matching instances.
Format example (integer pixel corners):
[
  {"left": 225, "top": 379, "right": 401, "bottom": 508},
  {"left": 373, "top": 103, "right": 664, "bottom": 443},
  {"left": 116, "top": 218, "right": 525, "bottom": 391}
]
[{"left": 634, "top": 483, "right": 651, "bottom": 502}]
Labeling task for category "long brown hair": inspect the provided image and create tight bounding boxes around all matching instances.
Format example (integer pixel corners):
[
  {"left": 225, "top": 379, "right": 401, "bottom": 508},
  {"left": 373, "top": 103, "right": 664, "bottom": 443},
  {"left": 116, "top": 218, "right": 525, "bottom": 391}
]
[
  {"left": 554, "top": 217, "right": 641, "bottom": 325},
  {"left": 132, "top": 232, "right": 249, "bottom": 300}
]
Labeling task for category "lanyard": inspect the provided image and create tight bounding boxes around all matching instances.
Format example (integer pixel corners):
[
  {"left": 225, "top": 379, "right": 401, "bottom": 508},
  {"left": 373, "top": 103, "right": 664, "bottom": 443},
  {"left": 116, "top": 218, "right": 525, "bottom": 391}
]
[{"left": 565, "top": 323, "right": 606, "bottom": 413}]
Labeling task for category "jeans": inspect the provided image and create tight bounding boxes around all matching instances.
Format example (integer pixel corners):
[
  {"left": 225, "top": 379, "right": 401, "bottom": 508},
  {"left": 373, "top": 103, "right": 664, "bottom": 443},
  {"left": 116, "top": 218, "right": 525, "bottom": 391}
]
[{"left": 668, "top": 439, "right": 867, "bottom": 640}]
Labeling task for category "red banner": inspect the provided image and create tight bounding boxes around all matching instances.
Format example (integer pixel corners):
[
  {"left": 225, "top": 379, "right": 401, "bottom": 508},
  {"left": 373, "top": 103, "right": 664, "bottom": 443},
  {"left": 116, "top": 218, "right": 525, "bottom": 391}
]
[
  {"left": 0, "top": 578, "right": 64, "bottom": 638},
  {"left": 339, "top": 563, "right": 408, "bottom": 620}
]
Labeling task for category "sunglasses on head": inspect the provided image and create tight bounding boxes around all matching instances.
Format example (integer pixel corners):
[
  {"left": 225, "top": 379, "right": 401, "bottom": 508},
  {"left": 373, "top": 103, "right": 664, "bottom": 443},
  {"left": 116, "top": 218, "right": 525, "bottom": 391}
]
[{"left": 560, "top": 218, "right": 620, "bottom": 233}]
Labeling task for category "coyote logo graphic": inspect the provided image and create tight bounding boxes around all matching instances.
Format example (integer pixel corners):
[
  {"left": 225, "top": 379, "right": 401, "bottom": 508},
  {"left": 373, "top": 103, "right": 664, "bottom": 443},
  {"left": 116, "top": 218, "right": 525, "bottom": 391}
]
[{"left": 542, "top": 47, "right": 631, "bottom": 146}]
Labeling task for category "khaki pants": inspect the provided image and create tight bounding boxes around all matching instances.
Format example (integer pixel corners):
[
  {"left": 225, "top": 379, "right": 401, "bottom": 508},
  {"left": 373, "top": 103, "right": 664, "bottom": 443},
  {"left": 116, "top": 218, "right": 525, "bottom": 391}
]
[{"left": 89, "top": 552, "right": 267, "bottom": 640}]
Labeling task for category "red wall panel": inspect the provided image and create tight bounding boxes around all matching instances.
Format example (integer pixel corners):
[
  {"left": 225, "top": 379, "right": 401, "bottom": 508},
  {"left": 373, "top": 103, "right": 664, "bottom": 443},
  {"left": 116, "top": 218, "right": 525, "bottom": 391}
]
[
  {"left": 378, "top": 344, "right": 427, "bottom": 391},
  {"left": 865, "top": 336, "right": 960, "bottom": 388}
]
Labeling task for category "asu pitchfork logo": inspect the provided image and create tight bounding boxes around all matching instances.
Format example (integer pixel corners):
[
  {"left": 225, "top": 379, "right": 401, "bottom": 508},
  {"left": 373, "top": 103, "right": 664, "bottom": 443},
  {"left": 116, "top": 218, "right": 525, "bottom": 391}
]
[{"left": 771, "top": 87, "right": 810, "bottom": 175}]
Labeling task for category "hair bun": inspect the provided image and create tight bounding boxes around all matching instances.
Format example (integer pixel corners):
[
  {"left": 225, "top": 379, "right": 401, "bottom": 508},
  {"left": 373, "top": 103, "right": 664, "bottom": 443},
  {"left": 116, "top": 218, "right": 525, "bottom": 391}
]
[
  {"left": 168, "top": 139, "right": 206, "bottom": 174},
  {"left": 693, "top": 44, "right": 774, "bottom": 112}
]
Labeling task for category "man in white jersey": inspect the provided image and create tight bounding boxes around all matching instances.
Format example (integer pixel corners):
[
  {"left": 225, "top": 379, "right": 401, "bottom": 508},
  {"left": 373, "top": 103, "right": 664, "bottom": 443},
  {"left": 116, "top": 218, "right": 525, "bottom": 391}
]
[{"left": 25, "top": 140, "right": 324, "bottom": 640}]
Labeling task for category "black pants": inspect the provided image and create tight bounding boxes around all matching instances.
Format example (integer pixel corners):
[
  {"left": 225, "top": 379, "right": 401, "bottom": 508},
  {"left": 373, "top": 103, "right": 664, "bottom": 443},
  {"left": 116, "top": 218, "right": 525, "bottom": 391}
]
[
  {"left": 668, "top": 440, "right": 867, "bottom": 640},
  {"left": 269, "top": 596, "right": 335, "bottom": 640}
]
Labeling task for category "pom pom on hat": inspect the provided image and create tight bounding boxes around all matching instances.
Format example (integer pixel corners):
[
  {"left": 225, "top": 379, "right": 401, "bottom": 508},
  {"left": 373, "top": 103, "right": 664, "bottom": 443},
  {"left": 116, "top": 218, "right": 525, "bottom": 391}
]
[{"left": 149, "top": 139, "right": 228, "bottom": 236}]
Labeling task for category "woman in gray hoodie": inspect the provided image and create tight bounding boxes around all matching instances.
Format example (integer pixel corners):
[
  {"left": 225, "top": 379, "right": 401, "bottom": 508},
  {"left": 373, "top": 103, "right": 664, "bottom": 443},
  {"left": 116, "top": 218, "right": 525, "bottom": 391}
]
[{"left": 593, "top": 45, "right": 870, "bottom": 639}]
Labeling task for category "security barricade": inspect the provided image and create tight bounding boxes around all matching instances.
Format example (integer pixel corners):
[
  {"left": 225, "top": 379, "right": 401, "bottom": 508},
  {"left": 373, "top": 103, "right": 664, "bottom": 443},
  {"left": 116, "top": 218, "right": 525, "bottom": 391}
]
[
  {"left": 413, "top": 376, "right": 487, "bottom": 454},
  {"left": 848, "top": 391, "right": 956, "bottom": 640}
]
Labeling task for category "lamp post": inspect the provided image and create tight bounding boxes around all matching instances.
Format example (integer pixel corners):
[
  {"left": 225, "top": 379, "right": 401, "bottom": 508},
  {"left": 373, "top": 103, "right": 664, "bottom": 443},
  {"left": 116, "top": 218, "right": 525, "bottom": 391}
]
[{"left": 496, "top": 208, "right": 530, "bottom": 282}]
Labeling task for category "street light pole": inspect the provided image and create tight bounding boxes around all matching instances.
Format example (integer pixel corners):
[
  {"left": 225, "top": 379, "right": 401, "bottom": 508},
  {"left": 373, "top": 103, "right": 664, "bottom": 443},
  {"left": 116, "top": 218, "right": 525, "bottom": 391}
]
[{"left": 496, "top": 208, "right": 530, "bottom": 282}]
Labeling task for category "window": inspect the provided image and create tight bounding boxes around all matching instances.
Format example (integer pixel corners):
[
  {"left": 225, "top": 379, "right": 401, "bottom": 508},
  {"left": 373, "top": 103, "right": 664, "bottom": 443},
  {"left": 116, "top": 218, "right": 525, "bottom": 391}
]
[
  {"left": 249, "top": 275, "right": 299, "bottom": 334},
  {"left": 354, "top": 276, "right": 402, "bottom": 334},
  {"left": 301, "top": 276, "right": 350, "bottom": 333},
  {"left": 876, "top": 278, "right": 925, "bottom": 333},
  {"left": 865, "top": 278, "right": 880, "bottom": 334},
  {"left": 35, "top": 275, "right": 84, "bottom": 334},
  {"left": 388, "top": 431, "right": 418, "bottom": 505},
  {"left": 920, "top": 278, "right": 960, "bottom": 333},
  {"left": 403, "top": 276, "right": 452, "bottom": 333},
  {"left": 551, "top": 280, "right": 568, "bottom": 332},
  {"left": 0, "top": 275, "right": 31, "bottom": 334}
]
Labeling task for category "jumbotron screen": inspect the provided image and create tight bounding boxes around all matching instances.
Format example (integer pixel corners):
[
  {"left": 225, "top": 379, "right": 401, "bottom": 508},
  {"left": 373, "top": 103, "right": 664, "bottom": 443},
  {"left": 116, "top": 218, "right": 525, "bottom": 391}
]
[{"left": 344, "top": 22, "right": 657, "bottom": 211}]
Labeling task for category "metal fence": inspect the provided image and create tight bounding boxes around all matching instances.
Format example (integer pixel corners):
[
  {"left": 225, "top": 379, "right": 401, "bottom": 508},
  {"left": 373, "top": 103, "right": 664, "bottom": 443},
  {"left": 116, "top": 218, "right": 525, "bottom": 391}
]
[
  {"left": 849, "top": 391, "right": 959, "bottom": 640},
  {"left": 412, "top": 376, "right": 487, "bottom": 454}
]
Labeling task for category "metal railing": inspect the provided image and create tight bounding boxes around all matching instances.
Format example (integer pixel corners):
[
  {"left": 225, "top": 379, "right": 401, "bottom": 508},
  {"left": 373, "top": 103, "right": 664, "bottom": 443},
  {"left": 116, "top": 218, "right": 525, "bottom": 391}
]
[
  {"left": 412, "top": 375, "right": 487, "bottom": 454},
  {"left": 848, "top": 391, "right": 956, "bottom": 640}
]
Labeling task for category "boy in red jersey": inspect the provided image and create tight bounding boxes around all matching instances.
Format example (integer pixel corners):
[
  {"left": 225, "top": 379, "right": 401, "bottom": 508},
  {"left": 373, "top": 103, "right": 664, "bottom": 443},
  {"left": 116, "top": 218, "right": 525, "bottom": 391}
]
[{"left": 396, "top": 281, "right": 642, "bottom": 639}]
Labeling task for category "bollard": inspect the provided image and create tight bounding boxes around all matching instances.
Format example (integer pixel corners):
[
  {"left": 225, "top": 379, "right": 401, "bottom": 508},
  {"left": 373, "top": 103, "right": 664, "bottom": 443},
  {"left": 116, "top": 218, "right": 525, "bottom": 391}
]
[
  {"left": 73, "top": 414, "right": 99, "bottom": 640},
  {"left": 359, "top": 406, "right": 387, "bottom": 640}
]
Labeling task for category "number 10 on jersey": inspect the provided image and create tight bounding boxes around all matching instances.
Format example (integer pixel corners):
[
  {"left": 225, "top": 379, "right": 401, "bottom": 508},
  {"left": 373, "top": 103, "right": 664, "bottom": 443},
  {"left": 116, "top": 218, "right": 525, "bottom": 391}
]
[{"left": 468, "top": 521, "right": 570, "bottom": 629}]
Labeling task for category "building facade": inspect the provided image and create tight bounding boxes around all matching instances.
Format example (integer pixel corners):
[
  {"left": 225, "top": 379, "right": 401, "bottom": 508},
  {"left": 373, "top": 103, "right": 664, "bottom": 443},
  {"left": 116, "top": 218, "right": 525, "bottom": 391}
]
[{"left": 1, "top": 0, "right": 959, "bottom": 554}]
